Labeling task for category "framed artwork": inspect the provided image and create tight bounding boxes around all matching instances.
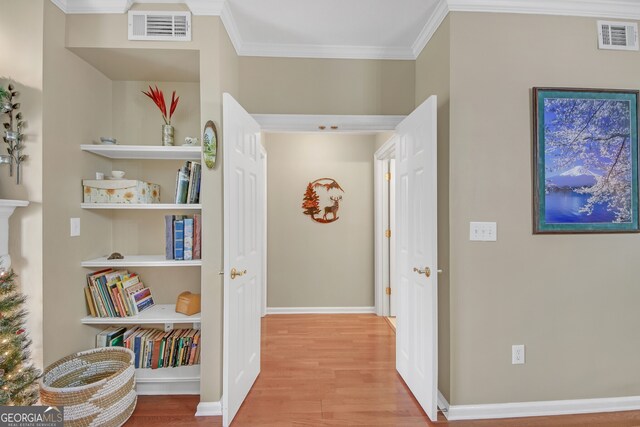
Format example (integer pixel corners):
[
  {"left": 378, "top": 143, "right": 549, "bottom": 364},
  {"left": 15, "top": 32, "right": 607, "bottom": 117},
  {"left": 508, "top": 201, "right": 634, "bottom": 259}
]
[{"left": 533, "top": 88, "right": 639, "bottom": 233}]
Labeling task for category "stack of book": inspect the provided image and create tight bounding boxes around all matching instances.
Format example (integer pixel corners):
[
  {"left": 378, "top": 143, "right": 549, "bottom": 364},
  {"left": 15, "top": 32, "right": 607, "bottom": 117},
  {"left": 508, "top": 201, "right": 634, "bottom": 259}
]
[
  {"left": 84, "top": 269, "right": 155, "bottom": 318},
  {"left": 96, "top": 326, "right": 202, "bottom": 369},
  {"left": 165, "top": 214, "right": 201, "bottom": 260},
  {"left": 175, "top": 161, "right": 201, "bottom": 204}
]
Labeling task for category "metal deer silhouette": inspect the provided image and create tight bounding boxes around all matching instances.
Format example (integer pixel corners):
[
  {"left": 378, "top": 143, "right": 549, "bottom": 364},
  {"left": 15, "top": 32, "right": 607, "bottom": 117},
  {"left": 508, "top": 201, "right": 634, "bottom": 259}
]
[{"left": 323, "top": 196, "right": 342, "bottom": 221}]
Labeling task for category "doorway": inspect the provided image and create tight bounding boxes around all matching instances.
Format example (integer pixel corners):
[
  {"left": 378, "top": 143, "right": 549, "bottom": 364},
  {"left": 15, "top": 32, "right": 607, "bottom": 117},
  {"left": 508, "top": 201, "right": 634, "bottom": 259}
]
[{"left": 222, "top": 93, "right": 440, "bottom": 425}]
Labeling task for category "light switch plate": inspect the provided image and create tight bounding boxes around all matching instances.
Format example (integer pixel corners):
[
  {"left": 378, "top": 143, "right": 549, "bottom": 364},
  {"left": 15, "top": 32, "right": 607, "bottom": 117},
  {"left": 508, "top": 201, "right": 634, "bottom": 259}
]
[
  {"left": 470, "top": 222, "right": 497, "bottom": 241},
  {"left": 70, "top": 218, "right": 81, "bottom": 237}
]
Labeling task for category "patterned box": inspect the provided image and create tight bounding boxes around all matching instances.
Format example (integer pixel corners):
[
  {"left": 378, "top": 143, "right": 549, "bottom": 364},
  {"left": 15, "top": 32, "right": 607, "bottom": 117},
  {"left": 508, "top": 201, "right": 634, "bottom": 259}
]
[{"left": 82, "top": 179, "right": 160, "bottom": 204}]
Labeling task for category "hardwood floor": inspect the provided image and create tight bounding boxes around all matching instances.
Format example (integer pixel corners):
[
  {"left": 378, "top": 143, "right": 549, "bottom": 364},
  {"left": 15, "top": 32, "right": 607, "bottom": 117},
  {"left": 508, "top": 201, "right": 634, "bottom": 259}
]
[{"left": 127, "top": 314, "right": 640, "bottom": 426}]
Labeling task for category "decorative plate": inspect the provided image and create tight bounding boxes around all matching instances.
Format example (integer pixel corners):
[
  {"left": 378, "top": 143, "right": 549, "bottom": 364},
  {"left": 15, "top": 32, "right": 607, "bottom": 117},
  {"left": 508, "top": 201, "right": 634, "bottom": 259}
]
[{"left": 203, "top": 120, "right": 217, "bottom": 169}]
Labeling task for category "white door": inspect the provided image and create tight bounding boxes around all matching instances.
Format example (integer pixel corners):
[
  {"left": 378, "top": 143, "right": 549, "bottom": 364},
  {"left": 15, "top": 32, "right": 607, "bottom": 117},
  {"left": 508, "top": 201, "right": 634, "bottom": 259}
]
[
  {"left": 223, "top": 93, "right": 263, "bottom": 426},
  {"left": 389, "top": 159, "right": 397, "bottom": 317},
  {"left": 395, "top": 95, "right": 438, "bottom": 421}
]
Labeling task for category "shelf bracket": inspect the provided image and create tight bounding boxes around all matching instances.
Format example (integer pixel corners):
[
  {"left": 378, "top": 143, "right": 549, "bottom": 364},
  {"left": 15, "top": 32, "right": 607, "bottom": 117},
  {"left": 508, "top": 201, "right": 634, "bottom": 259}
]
[
  {"left": 193, "top": 322, "right": 201, "bottom": 330},
  {"left": 164, "top": 322, "right": 174, "bottom": 332}
]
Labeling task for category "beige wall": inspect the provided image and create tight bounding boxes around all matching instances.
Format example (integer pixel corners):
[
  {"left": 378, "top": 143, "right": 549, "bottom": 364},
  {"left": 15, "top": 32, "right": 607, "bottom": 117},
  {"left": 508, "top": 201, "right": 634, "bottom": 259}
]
[
  {"left": 264, "top": 133, "right": 377, "bottom": 308},
  {"left": 0, "top": 0, "right": 45, "bottom": 369},
  {"left": 448, "top": 12, "right": 640, "bottom": 405},
  {"left": 42, "top": 1, "right": 115, "bottom": 366},
  {"left": 415, "top": 15, "right": 452, "bottom": 402},
  {"left": 239, "top": 57, "right": 415, "bottom": 115}
]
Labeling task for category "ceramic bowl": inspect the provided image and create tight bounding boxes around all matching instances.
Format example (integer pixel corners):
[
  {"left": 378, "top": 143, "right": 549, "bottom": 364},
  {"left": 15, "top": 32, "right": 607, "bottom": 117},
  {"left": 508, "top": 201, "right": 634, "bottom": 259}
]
[
  {"left": 100, "top": 137, "right": 117, "bottom": 145},
  {"left": 111, "top": 170, "right": 125, "bottom": 179}
]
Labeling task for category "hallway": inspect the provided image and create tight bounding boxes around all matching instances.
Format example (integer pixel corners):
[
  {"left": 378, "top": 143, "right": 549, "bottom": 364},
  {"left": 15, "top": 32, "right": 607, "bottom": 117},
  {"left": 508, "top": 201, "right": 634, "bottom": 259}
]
[{"left": 128, "top": 315, "right": 640, "bottom": 426}]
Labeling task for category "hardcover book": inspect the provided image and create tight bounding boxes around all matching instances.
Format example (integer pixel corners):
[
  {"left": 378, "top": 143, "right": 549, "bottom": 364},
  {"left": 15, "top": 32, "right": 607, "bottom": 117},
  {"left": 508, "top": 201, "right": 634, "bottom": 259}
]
[{"left": 184, "top": 218, "right": 194, "bottom": 260}]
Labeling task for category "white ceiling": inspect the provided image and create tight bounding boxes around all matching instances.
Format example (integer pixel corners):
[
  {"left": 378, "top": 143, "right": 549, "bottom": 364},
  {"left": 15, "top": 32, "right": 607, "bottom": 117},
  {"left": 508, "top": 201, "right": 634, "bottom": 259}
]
[
  {"left": 227, "top": 0, "right": 440, "bottom": 59},
  {"left": 53, "top": 0, "right": 640, "bottom": 60}
]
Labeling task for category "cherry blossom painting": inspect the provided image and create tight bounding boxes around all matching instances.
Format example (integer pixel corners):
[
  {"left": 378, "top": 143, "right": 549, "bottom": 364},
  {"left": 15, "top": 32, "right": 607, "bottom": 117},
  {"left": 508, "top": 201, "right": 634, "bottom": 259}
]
[{"left": 533, "top": 88, "right": 639, "bottom": 233}]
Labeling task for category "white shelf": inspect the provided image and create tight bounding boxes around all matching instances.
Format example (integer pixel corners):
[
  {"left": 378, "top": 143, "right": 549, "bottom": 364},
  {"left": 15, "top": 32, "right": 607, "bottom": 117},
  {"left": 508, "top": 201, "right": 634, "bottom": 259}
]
[
  {"left": 81, "top": 203, "right": 201, "bottom": 210},
  {"left": 135, "top": 365, "right": 200, "bottom": 395},
  {"left": 81, "top": 144, "right": 201, "bottom": 160},
  {"left": 81, "top": 255, "right": 201, "bottom": 268},
  {"left": 81, "top": 304, "right": 201, "bottom": 325}
]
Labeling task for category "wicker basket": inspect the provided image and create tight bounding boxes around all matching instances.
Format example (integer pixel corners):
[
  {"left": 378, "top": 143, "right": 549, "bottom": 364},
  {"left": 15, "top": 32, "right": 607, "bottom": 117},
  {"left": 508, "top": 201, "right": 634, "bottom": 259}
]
[{"left": 40, "top": 347, "right": 137, "bottom": 427}]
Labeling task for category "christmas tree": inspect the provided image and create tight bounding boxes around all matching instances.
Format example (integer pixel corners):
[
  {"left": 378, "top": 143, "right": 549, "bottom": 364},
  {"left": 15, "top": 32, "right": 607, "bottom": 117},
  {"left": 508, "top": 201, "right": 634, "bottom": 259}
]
[
  {"left": 301, "top": 183, "right": 320, "bottom": 218},
  {"left": 0, "top": 270, "right": 40, "bottom": 405}
]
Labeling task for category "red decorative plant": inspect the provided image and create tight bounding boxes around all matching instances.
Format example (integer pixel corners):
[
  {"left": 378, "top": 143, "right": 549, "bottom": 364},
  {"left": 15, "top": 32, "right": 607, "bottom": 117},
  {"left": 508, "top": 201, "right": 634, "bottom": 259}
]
[{"left": 142, "top": 85, "right": 179, "bottom": 125}]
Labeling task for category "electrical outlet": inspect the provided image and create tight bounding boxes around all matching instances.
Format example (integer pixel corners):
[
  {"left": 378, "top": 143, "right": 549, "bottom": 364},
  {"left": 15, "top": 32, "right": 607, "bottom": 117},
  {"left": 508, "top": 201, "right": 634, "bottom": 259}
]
[
  {"left": 512, "top": 344, "right": 525, "bottom": 365},
  {"left": 70, "top": 218, "right": 81, "bottom": 237},
  {"left": 470, "top": 222, "right": 497, "bottom": 241}
]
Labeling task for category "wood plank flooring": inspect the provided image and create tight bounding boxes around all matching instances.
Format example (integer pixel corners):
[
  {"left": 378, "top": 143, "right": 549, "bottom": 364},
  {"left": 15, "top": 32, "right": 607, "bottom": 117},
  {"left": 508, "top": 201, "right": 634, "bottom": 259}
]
[{"left": 127, "top": 314, "right": 640, "bottom": 426}]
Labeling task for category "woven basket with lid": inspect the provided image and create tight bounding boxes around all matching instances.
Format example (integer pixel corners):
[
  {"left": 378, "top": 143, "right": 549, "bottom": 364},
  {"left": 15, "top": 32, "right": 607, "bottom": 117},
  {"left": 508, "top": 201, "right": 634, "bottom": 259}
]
[{"left": 40, "top": 347, "right": 137, "bottom": 427}]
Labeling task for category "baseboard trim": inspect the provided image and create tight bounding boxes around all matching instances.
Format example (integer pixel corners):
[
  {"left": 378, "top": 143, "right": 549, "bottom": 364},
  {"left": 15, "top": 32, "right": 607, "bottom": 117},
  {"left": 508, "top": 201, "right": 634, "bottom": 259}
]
[
  {"left": 438, "top": 390, "right": 450, "bottom": 418},
  {"left": 266, "top": 307, "right": 376, "bottom": 315},
  {"left": 446, "top": 395, "right": 640, "bottom": 421},
  {"left": 195, "top": 401, "right": 222, "bottom": 416}
]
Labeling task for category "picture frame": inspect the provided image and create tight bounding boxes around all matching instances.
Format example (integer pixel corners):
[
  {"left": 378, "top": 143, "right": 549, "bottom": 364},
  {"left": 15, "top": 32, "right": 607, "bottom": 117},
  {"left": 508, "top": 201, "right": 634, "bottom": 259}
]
[
  {"left": 533, "top": 87, "right": 639, "bottom": 234},
  {"left": 203, "top": 120, "right": 217, "bottom": 170}
]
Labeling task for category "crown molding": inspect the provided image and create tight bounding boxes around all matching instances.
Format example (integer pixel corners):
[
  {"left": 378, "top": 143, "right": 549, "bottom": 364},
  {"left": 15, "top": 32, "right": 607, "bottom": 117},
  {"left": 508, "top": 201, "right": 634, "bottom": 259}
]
[
  {"left": 447, "top": 0, "right": 640, "bottom": 20},
  {"left": 238, "top": 42, "right": 415, "bottom": 60},
  {"left": 52, "top": 0, "right": 223, "bottom": 15},
  {"left": 412, "top": 0, "right": 449, "bottom": 59},
  {"left": 50, "top": 0, "right": 640, "bottom": 59},
  {"left": 220, "top": 1, "right": 243, "bottom": 54}
]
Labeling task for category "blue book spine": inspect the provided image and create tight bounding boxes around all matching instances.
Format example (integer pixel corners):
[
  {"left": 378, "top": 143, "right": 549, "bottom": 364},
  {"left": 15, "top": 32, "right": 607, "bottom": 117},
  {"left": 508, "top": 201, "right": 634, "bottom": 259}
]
[
  {"left": 174, "top": 220, "right": 184, "bottom": 260},
  {"left": 164, "top": 215, "right": 174, "bottom": 260},
  {"left": 184, "top": 218, "right": 193, "bottom": 261},
  {"left": 134, "top": 335, "right": 141, "bottom": 368}
]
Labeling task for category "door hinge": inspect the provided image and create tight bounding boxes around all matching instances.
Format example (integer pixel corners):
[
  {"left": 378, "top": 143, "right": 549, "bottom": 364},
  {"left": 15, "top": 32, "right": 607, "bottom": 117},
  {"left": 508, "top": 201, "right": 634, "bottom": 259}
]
[
  {"left": 384, "top": 172, "right": 391, "bottom": 181},
  {"left": 385, "top": 229, "right": 391, "bottom": 238},
  {"left": 385, "top": 287, "right": 391, "bottom": 296}
]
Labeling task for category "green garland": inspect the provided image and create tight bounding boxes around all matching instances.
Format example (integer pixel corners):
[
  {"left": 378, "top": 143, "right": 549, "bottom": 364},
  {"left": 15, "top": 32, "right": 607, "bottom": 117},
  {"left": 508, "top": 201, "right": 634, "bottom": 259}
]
[{"left": 0, "top": 270, "right": 40, "bottom": 406}]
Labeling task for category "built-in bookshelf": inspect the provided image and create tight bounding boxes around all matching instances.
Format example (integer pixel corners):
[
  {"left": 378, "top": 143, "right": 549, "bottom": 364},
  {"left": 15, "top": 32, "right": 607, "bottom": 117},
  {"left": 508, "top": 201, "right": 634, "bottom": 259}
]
[
  {"left": 81, "top": 144, "right": 203, "bottom": 396},
  {"left": 81, "top": 203, "right": 202, "bottom": 210},
  {"left": 81, "top": 255, "right": 202, "bottom": 268},
  {"left": 81, "top": 144, "right": 200, "bottom": 160},
  {"left": 81, "top": 304, "right": 201, "bottom": 325}
]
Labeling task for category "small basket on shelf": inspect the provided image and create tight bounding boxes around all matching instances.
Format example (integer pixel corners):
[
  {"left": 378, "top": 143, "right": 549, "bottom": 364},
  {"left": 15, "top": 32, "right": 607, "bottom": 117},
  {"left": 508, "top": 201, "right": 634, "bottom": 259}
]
[{"left": 40, "top": 347, "right": 137, "bottom": 427}]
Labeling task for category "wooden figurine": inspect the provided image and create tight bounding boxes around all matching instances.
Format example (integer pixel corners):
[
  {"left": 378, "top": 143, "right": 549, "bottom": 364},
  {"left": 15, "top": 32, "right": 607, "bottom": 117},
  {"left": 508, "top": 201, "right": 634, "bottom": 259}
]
[{"left": 175, "top": 291, "right": 201, "bottom": 316}]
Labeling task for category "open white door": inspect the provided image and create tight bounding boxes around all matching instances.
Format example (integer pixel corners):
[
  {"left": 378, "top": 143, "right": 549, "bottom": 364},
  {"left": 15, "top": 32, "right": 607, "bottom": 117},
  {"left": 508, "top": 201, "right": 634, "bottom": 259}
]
[
  {"left": 223, "top": 93, "right": 263, "bottom": 426},
  {"left": 395, "top": 95, "right": 438, "bottom": 421}
]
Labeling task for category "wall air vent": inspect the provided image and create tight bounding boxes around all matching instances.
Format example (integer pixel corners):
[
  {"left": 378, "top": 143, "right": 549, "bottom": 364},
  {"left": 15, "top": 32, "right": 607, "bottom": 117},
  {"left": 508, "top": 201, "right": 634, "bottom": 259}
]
[
  {"left": 128, "top": 11, "right": 191, "bottom": 42},
  {"left": 598, "top": 20, "right": 638, "bottom": 51}
]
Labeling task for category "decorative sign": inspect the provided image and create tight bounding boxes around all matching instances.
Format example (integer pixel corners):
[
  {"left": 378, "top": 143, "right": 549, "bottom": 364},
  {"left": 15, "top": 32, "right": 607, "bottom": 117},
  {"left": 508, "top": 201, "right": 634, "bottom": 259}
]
[
  {"left": 302, "top": 178, "right": 345, "bottom": 224},
  {"left": 203, "top": 120, "right": 217, "bottom": 169}
]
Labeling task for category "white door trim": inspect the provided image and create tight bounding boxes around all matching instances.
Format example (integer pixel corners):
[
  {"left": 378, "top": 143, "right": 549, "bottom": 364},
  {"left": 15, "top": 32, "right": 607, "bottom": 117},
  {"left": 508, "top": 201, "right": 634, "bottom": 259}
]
[
  {"left": 260, "top": 144, "right": 268, "bottom": 317},
  {"left": 374, "top": 135, "right": 397, "bottom": 316},
  {"left": 253, "top": 114, "right": 405, "bottom": 133}
]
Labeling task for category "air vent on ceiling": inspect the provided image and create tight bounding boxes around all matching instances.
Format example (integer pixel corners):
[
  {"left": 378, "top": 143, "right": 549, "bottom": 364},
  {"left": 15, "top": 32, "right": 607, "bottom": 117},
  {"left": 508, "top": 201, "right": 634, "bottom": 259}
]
[
  {"left": 128, "top": 11, "right": 191, "bottom": 42},
  {"left": 597, "top": 20, "right": 638, "bottom": 51}
]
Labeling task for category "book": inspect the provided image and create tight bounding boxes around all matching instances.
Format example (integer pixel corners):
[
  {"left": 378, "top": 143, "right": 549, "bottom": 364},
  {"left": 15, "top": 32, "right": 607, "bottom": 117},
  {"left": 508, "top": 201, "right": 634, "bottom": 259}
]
[
  {"left": 96, "top": 326, "right": 126, "bottom": 348},
  {"left": 188, "top": 162, "right": 201, "bottom": 204},
  {"left": 175, "top": 163, "right": 190, "bottom": 204},
  {"left": 193, "top": 214, "right": 201, "bottom": 260},
  {"left": 193, "top": 163, "right": 201, "bottom": 204},
  {"left": 184, "top": 218, "right": 194, "bottom": 260},
  {"left": 84, "top": 287, "right": 97, "bottom": 318},
  {"left": 174, "top": 219, "right": 184, "bottom": 260},
  {"left": 164, "top": 215, "right": 174, "bottom": 260}
]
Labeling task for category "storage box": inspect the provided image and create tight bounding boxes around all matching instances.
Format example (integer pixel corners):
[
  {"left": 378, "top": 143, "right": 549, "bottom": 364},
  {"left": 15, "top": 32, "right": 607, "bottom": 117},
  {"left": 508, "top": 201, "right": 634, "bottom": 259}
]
[{"left": 82, "top": 179, "right": 160, "bottom": 204}]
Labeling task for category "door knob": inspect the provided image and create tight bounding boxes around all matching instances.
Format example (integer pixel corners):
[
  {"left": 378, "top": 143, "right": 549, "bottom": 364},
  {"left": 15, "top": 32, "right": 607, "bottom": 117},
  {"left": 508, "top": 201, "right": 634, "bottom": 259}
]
[
  {"left": 413, "top": 266, "right": 431, "bottom": 277},
  {"left": 230, "top": 268, "right": 247, "bottom": 280}
]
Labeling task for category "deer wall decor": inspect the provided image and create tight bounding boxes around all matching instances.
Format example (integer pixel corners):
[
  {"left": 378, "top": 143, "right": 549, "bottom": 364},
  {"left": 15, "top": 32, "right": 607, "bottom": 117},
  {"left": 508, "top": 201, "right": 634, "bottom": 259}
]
[{"left": 323, "top": 195, "right": 342, "bottom": 221}]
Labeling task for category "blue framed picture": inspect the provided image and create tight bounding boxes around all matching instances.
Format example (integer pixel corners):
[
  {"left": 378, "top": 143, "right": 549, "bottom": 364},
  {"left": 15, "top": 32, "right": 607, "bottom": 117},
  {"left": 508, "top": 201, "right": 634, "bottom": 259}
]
[{"left": 533, "top": 88, "right": 639, "bottom": 234}]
